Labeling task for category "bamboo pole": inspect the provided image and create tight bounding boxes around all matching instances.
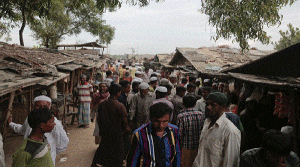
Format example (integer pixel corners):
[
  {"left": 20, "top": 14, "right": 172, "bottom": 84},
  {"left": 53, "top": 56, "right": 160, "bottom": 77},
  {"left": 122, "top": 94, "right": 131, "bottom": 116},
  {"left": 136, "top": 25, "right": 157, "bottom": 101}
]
[{"left": 3, "top": 91, "right": 15, "bottom": 141}]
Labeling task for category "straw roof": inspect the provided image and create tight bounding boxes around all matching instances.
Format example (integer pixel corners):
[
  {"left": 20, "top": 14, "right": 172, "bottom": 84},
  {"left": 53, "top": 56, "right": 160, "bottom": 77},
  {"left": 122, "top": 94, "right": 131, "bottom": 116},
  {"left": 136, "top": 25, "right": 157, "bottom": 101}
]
[{"left": 169, "top": 46, "right": 272, "bottom": 76}]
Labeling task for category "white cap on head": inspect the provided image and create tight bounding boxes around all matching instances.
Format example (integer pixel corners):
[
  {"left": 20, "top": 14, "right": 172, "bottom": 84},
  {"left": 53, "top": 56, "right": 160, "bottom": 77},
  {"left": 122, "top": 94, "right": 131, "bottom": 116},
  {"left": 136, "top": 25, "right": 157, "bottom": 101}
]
[
  {"left": 135, "top": 71, "right": 142, "bottom": 75},
  {"left": 103, "top": 78, "right": 113, "bottom": 87},
  {"left": 139, "top": 82, "right": 149, "bottom": 89},
  {"left": 169, "top": 74, "right": 177, "bottom": 78},
  {"left": 133, "top": 78, "right": 143, "bottom": 83},
  {"left": 160, "top": 78, "right": 169, "bottom": 85},
  {"left": 156, "top": 86, "right": 167, "bottom": 93},
  {"left": 34, "top": 95, "right": 52, "bottom": 103},
  {"left": 281, "top": 126, "right": 293, "bottom": 135},
  {"left": 150, "top": 77, "right": 157, "bottom": 82},
  {"left": 204, "top": 79, "right": 210, "bottom": 83}
]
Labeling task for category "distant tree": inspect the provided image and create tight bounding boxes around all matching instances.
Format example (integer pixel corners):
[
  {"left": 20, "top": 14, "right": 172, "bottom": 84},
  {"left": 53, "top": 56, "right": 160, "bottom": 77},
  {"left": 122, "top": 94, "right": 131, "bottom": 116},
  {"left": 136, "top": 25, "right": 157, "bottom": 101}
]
[
  {"left": 201, "top": 0, "right": 296, "bottom": 51},
  {"left": 97, "top": 25, "right": 116, "bottom": 54},
  {"left": 273, "top": 23, "right": 300, "bottom": 50},
  {"left": 1, "top": 0, "right": 162, "bottom": 46},
  {"left": 30, "top": 0, "right": 116, "bottom": 49},
  {"left": 14, "top": 0, "right": 51, "bottom": 46}
]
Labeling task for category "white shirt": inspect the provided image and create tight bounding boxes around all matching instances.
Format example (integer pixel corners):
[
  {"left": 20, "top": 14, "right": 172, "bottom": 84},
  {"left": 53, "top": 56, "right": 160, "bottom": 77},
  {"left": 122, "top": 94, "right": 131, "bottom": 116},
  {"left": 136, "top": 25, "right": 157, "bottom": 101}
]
[
  {"left": 194, "top": 97, "right": 206, "bottom": 114},
  {"left": 193, "top": 113, "right": 241, "bottom": 167},
  {"left": 0, "top": 134, "right": 4, "bottom": 167},
  {"left": 9, "top": 117, "right": 69, "bottom": 166}
]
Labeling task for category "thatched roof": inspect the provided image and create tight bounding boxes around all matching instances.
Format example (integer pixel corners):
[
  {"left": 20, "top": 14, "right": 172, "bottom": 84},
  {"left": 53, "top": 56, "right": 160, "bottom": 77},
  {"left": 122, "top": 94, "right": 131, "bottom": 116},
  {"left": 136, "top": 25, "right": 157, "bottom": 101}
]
[
  {"left": 224, "top": 42, "right": 300, "bottom": 89},
  {"left": 57, "top": 42, "right": 106, "bottom": 48},
  {"left": 223, "top": 42, "right": 300, "bottom": 77},
  {"left": 59, "top": 50, "right": 105, "bottom": 69},
  {"left": 169, "top": 46, "right": 272, "bottom": 76}
]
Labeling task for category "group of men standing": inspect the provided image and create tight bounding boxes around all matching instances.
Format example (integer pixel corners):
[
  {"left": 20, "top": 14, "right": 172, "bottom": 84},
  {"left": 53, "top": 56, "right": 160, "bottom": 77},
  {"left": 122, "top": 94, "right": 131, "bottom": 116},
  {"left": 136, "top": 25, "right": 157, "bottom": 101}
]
[
  {"left": 90, "top": 63, "right": 299, "bottom": 167},
  {"left": 6, "top": 61, "right": 299, "bottom": 167}
]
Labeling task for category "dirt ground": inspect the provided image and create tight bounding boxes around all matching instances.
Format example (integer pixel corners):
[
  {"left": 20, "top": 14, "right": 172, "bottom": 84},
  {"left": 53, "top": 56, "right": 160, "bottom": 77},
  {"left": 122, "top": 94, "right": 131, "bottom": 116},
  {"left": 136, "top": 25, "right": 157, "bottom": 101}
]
[{"left": 4, "top": 116, "right": 99, "bottom": 167}]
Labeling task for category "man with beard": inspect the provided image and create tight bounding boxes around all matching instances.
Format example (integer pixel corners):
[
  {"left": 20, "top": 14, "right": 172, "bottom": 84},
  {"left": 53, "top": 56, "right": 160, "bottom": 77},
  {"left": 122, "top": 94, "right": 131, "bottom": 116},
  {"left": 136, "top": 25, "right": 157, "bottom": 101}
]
[
  {"left": 193, "top": 92, "right": 241, "bottom": 167},
  {"left": 129, "top": 82, "right": 155, "bottom": 130}
]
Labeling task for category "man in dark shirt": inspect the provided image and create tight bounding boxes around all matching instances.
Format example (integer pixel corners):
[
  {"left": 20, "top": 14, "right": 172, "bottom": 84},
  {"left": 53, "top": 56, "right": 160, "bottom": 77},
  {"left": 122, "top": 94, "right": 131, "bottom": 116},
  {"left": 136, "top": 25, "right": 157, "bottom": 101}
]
[
  {"left": 92, "top": 83, "right": 131, "bottom": 167},
  {"left": 118, "top": 80, "right": 131, "bottom": 112},
  {"left": 241, "top": 130, "right": 299, "bottom": 167}
]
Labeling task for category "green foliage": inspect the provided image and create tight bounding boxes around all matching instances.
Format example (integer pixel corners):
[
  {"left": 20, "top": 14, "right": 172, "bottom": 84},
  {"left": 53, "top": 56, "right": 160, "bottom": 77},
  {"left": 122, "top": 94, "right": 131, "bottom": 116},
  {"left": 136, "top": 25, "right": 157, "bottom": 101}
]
[
  {"left": 98, "top": 25, "right": 116, "bottom": 45},
  {"left": 29, "top": 0, "right": 117, "bottom": 48},
  {"left": 201, "top": 0, "right": 296, "bottom": 51},
  {"left": 273, "top": 23, "right": 300, "bottom": 50},
  {"left": 1, "top": 0, "right": 162, "bottom": 46}
]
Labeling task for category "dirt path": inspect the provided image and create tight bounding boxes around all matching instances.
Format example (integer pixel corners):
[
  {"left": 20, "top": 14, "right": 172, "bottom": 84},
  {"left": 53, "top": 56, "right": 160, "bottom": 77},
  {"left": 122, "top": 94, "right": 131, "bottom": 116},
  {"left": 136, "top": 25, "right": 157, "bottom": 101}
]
[{"left": 55, "top": 122, "right": 98, "bottom": 167}]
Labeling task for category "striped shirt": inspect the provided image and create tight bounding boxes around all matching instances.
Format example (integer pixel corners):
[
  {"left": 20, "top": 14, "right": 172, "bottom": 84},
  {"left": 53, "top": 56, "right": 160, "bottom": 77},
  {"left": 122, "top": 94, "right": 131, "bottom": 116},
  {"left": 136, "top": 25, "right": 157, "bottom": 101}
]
[
  {"left": 77, "top": 82, "right": 92, "bottom": 103},
  {"left": 177, "top": 108, "right": 205, "bottom": 150},
  {"left": 126, "top": 123, "right": 181, "bottom": 167}
]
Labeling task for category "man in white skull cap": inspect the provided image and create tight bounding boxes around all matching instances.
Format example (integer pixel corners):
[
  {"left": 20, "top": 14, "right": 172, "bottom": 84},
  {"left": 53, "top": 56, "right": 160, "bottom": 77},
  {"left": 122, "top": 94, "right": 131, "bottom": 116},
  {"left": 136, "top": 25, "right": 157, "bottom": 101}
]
[
  {"left": 149, "top": 77, "right": 158, "bottom": 93},
  {"left": 129, "top": 82, "right": 155, "bottom": 129},
  {"left": 152, "top": 86, "right": 174, "bottom": 110},
  {"left": 134, "top": 71, "right": 142, "bottom": 79},
  {"left": 8, "top": 95, "right": 69, "bottom": 166}
]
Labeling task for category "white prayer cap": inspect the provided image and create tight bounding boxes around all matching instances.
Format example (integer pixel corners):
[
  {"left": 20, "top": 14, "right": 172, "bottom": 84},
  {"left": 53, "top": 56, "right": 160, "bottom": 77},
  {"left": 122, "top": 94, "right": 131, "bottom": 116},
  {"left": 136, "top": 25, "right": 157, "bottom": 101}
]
[
  {"left": 160, "top": 78, "right": 169, "bottom": 85},
  {"left": 103, "top": 78, "right": 113, "bottom": 87},
  {"left": 139, "top": 82, "right": 149, "bottom": 89},
  {"left": 156, "top": 86, "right": 167, "bottom": 93},
  {"left": 150, "top": 77, "right": 157, "bottom": 82},
  {"left": 132, "top": 78, "right": 140, "bottom": 83},
  {"left": 281, "top": 126, "right": 293, "bottom": 135},
  {"left": 34, "top": 95, "right": 52, "bottom": 103},
  {"left": 135, "top": 71, "right": 142, "bottom": 75},
  {"left": 204, "top": 79, "right": 210, "bottom": 83},
  {"left": 133, "top": 78, "right": 143, "bottom": 83},
  {"left": 169, "top": 74, "right": 177, "bottom": 78}
]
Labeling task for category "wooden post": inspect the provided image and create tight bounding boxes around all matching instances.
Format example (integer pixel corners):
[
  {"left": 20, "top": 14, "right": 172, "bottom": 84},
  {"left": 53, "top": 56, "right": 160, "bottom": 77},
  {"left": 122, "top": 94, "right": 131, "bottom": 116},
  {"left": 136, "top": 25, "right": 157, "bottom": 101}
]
[
  {"left": 70, "top": 71, "right": 75, "bottom": 94},
  {"left": 63, "top": 81, "right": 67, "bottom": 132},
  {"left": 292, "top": 90, "right": 299, "bottom": 156},
  {"left": 3, "top": 91, "right": 16, "bottom": 141}
]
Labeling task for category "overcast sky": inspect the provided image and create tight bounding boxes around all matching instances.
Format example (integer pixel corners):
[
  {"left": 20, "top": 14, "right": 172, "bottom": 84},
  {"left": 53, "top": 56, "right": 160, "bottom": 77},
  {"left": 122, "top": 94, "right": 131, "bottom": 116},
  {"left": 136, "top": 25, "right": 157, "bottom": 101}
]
[{"left": 3, "top": 0, "right": 300, "bottom": 55}]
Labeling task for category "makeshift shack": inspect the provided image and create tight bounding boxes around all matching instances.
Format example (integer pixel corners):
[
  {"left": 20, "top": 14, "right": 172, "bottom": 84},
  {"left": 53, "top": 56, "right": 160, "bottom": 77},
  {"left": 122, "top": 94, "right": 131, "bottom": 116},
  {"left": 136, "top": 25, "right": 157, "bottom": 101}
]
[
  {"left": 223, "top": 42, "right": 300, "bottom": 156},
  {"left": 169, "top": 46, "right": 272, "bottom": 80}
]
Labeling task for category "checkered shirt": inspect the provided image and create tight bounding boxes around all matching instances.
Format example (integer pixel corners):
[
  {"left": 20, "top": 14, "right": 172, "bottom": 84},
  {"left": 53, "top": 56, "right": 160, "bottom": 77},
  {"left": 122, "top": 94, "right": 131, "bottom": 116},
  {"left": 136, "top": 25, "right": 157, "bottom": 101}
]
[{"left": 177, "top": 108, "right": 205, "bottom": 150}]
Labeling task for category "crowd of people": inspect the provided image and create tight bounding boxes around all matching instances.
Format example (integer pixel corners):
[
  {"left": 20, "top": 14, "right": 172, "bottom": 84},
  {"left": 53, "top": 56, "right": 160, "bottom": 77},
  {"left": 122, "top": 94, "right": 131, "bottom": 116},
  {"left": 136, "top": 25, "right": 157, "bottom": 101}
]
[{"left": 6, "top": 61, "right": 300, "bottom": 167}]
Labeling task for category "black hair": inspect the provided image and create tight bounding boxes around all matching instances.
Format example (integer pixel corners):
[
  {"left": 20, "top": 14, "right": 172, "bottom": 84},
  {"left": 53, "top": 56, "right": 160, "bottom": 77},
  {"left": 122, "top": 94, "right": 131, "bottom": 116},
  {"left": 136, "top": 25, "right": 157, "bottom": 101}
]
[
  {"left": 261, "top": 130, "right": 292, "bottom": 156},
  {"left": 201, "top": 86, "right": 211, "bottom": 92},
  {"left": 109, "top": 83, "right": 123, "bottom": 96},
  {"left": 187, "top": 83, "right": 196, "bottom": 89},
  {"left": 165, "top": 84, "right": 172, "bottom": 91},
  {"left": 181, "top": 78, "right": 188, "bottom": 84},
  {"left": 156, "top": 91, "right": 168, "bottom": 99},
  {"left": 122, "top": 65, "right": 126, "bottom": 68},
  {"left": 28, "top": 108, "right": 53, "bottom": 129},
  {"left": 150, "top": 102, "right": 173, "bottom": 120},
  {"left": 189, "top": 76, "right": 196, "bottom": 83},
  {"left": 106, "top": 70, "right": 112, "bottom": 76},
  {"left": 150, "top": 73, "right": 157, "bottom": 78},
  {"left": 132, "top": 81, "right": 140, "bottom": 88},
  {"left": 183, "top": 95, "right": 197, "bottom": 108},
  {"left": 176, "top": 86, "right": 186, "bottom": 94},
  {"left": 150, "top": 80, "right": 157, "bottom": 85},
  {"left": 119, "top": 80, "right": 131, "bottom": 88}
]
